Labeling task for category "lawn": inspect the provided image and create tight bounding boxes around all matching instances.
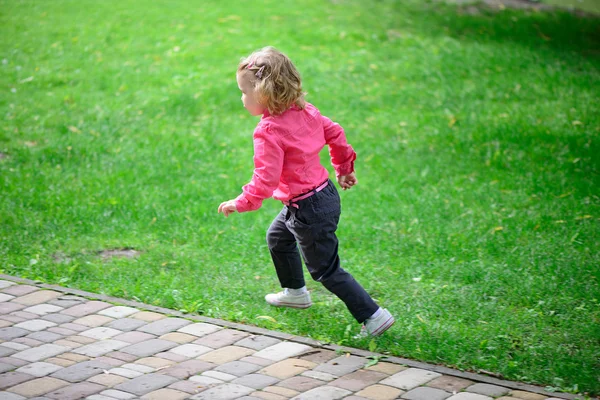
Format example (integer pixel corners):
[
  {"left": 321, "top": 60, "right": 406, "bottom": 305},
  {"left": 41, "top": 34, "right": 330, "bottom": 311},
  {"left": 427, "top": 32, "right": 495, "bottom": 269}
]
[{"left": 1, "top": 0, "right": 599, "bottom": 396}]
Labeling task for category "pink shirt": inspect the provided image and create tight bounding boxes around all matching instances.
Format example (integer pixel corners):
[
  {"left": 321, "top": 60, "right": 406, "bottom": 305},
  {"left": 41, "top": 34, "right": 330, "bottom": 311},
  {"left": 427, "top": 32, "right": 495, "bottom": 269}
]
[{"left": 235, "top": 102, "right": 356, "bottom": 213}]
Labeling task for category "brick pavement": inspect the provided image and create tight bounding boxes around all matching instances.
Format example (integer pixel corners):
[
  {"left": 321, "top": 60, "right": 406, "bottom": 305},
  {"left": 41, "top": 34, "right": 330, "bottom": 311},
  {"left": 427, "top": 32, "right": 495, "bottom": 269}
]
[{"left": 0, "top": 276, "right": 590, "bottom": 400}]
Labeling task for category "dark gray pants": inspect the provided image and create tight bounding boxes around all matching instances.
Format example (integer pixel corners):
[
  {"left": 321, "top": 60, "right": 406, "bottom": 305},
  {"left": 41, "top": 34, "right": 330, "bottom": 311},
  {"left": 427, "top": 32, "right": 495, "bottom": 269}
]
[{"left": 266, "top": 180, "right": 379, "bottom": 323}]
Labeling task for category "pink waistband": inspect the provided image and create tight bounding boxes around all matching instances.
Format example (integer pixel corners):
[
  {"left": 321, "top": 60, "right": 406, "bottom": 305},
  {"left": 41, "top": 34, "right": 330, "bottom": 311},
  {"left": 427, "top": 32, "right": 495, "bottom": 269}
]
[{"left": 283, "top": 180, "right": 329, "bottom": 208}]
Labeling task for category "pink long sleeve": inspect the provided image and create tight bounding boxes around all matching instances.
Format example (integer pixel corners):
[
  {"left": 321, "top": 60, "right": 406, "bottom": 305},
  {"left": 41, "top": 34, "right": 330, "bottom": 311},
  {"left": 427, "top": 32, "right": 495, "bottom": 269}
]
[
  {"left": 235, "top": 124, "right": 284, "bottom": 213},
  {"left": 322, "top": 115, "right": 356, "bottom": 177}
]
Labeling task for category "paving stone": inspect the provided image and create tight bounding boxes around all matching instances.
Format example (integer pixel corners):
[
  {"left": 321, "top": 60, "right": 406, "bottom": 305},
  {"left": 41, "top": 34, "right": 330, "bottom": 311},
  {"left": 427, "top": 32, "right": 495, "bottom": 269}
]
[
  {"left": 65, "top": 335, "right": 96, "bottom": 344},
  {"left": 197, "top": 346, "right": 255, "bottom": 365},
  {"left": 402, "top": 386, "right": 452, "bottom": 400},
  {"left": 167, "top": 380, "right": 205, "bottom": 394},
  {"left": 329, "top": 369, "right": 388, "bottom": 392},
  {"left": 113, "top": 373, "right": 179, "bottom": 395},
  {"left": 250, "top": 392, "right": 286, "bottom": 400},
  {"left": 289, "top": 385, "right": 352, "bottom": 400},
  {"left": 0, "top": 320, "right": 12, "bottom": 328},
  {"left": 178, "top": 322, "right": 221, "bottom": 337},
  {"left": 106, "top": 318, "right": 147, "bottom": 332},
  {"left": 45, "top": 357, "right": 76, "bottom": 367},
  {"left": 235, "top": 335, "right": 282, "bottom": 351},
  {"left": 61, "top": 301, "right": 112, "bottom": 317},
  {"left": 50, "top": 360, "right": 111, "bottom": 382},
  {"left": 298, "top": 349, "right": 338, "bottom": 365},
  {"left": 47, "top": 327, "right": 77, "bottom": 336},
  {"left": 112, "top": 331, "right": 155, "bottom": 344},
  {"left": 12, "top": 290, "right": 62, "bottom": 306},
  {"left": 263, "top": 386, "right": 299, "bottom": 397},
  {"left": 72, "top": 315, "right": 115, "bottom": 327},
  {"left": 0, "top": 315, "right": 26, "bottom": 323},
  {"left": 93, "top": 356, "right": 127, "bottom": 367},
  {"left": 0, "top": 294, "right": 16, "bottom": 302},
  {"left": 379, "top": 368, "right": 442, "bottom": 390},
  {"left": 446, "top": 394, "right": 493, "bottom": 400},
  {"left": 59, "top": 322, "right": 89, "bottom": 332},
  {"left": 16, "top": 362, "right": 63, "bottom": 377},
  {"left": 120, "top": 363, "right": 154, "bottom": 373},
  {"left": 2, "top": 285, "right": 36, "bottom": 296},
  {"left": 159, "top": 332, "right": 197, "bottom": 344},
  {"left": 1, "top": 343, "right": 29, "bottom": 351},
  {"left": 98, "top": 306, "right": 140, "bottom": 319},
  {"left": 277, "top": 376, "right": 325, "bottom": 392},
  {"left": 141, "top": 387, "right": 190, "bottom": 400},
  {"left": 120, "top": 339, "right": 178, "bottom": 357},
  {"left": 0, "top": 303, "right": 26, "bottom": 315},
  {"left": 193, "top": 329, "right": 250, "bottom": 348},
  {"left": 26, "top": 331, "right": 63, "bottom": 343},
  {"left": 13, "top": 337, "right": 43, "bottom": 347},
  {"left": 158, "top": 359, "right": 214, "bottom": 379},
  {"left": 508, "top": 391, "right": 548, "bottom": 400},
  {"left": 99, "top": 389, "right": 138, "bottom": 399},
  {"left": 0, "top": 327, "right": 29, "bottom": 341},
  {"left": 11, "top": 311, "right": 39, "bottom": 319},
  {"left": 131, "top": 311, "right": 167, "bottom": 322},
  {"left": 5, "top": 376, "right": 69, "bottom": 397},
  {"left": 53, "top": 339, "right": 82, "bottom": 349},
  {"left": 45, "top": 381, "right": 104, "bottom": 399},
  {"left": 188, "top": 375, "right": 224, "bottom": 385},
  {"left": 0, "top": 347, "right": 16, "bottom": 357},
  {"left": 300, "top": 370, "right": 338, "bottom": 382},
  {"left": 169, "top": 343, "right": 212, "bottom": 358},
  {"left": 0, "top": 391, "right": 25, "bottom": 400},
  {"left": 253, "top": 342, "right": 312, "bottom": 362},
  {"left": 14, "top": 319, "right": 56, "bottom": 332},
  {"left": 72, "top": 340, "right": 130, "bottom": 357},
  {"left": 466, "top": 383, "right": 510, "bottom": 397},
  {"left": 79, "top": 327, "right": 123, "bottom": 340},
  {"left": 155, "top": 351, "right": 188, "bottom": 362},
  {"left": 56, "top": 352, "right": 90, "bottom": 362},
  {"left": 313, "top": 354, "right": 365, "bottom": 377},
  {"left": 135, "top": 318, "right": 191, "bottom": 336},
  {"left": 107, "top": 367, "right": 145, "bottom": 378},
  {"left": 189, "top": 383, "right": 255, "bottom": 400},
  {"left": 23, "top": 304, "right": 63, "bottom": 315},
  {"left": 0, "top": 280, "right": 16, "bottom": 288},
  {"left": 0, "top": 357, "right": 28, "bottom": 368},
  {"left": 427, "top": 376, "right": 474, "bottom": 392},
  {"left": 201, "top": 371, "right": 237, "bottom": 381},
  {"left": 232, "top": 374, "right": 279, "bottom": 389},
  {"left": 344, "top": 397, "right": 370, "bottom": 400},
  {"left": 260, "top": 358, "right": 316, "bottom": 379},
  {"left": 86, "top": 373, "right": 129, "bottom": 387},
  {"left": 87, "top": 395, "right": 117, "bottom": 400},
  {"left": 215, "top": 361, "right": 262, "bottom": 377},
  {"left": 0, "top": 372, "right": 34, "bottom": 390},
  {"left": 365, "top": 362, "right": 407, "bottom": 375},
  {"left": 12, "top": 344, "right": 70, "bottom": 362},
  {"left": 0, "top": 362, "right": 16, "bottom": 373},
  {"left": 134, "top": 357, "right": 175, "bottom": 369},
  {"left": 106, "top": 351, "right": 139, "bottom": 362},
  {"left": 240, "top": 356, "right": 276, "bottom": 367},
  {"left": 48, "top": 299, "right": 85, "bottom": 308}
]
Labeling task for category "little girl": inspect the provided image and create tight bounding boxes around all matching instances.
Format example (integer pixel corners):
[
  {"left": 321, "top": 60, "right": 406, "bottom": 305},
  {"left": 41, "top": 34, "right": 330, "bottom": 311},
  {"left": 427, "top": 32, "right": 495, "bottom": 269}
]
[{"left": 218, "top": 46, "right": 394, "bottom": 337}]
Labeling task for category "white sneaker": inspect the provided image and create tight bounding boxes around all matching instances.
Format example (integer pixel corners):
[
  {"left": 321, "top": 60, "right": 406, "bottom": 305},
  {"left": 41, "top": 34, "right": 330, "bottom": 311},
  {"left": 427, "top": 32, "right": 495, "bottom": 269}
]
[
  {"left": 265, "top": 288, "right": 312, "bottom": 309},
  {"left": 356, "top": 308, "right": 395, "bottom": 338}
]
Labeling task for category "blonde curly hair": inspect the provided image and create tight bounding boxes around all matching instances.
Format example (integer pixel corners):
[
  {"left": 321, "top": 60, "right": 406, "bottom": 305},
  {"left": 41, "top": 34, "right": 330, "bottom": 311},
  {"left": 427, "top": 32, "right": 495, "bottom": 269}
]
[{"left": 237, "top": 46, "right": 306, "bottom": 116}]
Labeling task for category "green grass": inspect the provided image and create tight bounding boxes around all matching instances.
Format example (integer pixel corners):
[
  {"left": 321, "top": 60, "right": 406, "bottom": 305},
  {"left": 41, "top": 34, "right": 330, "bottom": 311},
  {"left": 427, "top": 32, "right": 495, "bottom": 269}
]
[{"left": 1, "top": 0, "right": 599, "bottom": 396}]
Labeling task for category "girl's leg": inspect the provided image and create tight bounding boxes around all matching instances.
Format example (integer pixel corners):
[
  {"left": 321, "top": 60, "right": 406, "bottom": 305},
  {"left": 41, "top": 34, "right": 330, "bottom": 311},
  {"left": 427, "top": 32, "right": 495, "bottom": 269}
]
[
  {"left": 287, "top": 182, "right": 379, "bottom": 323},
  {"left": 266, "top": 207, "right": 305, "bottom": 289}
]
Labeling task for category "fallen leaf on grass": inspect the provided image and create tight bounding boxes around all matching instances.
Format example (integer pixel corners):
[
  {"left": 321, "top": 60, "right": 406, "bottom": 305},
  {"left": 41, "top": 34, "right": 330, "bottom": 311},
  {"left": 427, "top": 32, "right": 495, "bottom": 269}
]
[{"left": 256, "top": 315, "right": 277, "bottom": 323}]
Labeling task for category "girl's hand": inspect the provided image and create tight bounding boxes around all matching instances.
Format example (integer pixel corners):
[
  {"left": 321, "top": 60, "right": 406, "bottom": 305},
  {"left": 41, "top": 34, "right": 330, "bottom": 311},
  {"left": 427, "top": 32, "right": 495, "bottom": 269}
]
[
  {"left": 218, "top": 200, "right": 238, "bottom": 217},
  {"left": 337, "top": 172, "right": 358, "bottom": 190}
]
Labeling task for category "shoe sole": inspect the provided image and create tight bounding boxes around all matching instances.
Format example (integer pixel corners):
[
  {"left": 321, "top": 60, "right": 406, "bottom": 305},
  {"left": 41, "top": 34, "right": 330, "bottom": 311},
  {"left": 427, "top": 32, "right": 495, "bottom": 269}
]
[
  {"left": 267, "top": 301, "right": 312, "bottom": 309},
  {"left": 371, "top": 316, "right": 395, "bottom": 336}
]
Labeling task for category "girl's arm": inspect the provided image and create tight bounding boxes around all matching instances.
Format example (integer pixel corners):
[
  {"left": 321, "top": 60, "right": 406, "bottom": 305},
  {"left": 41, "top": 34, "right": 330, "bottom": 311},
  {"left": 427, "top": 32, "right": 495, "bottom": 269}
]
[
  {"left": 322, "top": 115, "right": 356, "bottom": 177},
  {"left": 234, "top": 125, "right": 284, "bottom": 213}
]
